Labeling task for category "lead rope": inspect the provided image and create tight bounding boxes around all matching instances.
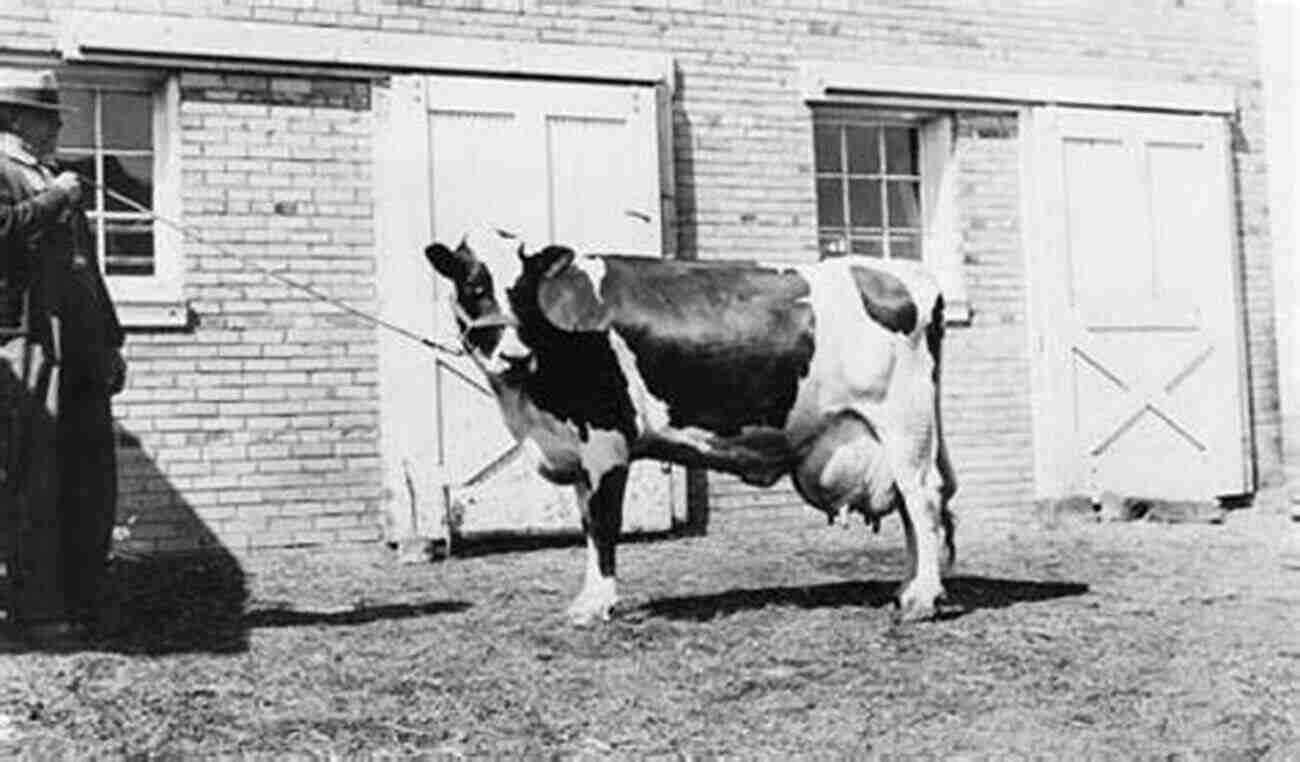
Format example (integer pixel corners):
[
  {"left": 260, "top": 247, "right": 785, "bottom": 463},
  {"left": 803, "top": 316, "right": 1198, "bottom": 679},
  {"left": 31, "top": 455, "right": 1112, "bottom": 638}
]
[{"left": 87, "top": 178, "right": 463, "bottom": 357}]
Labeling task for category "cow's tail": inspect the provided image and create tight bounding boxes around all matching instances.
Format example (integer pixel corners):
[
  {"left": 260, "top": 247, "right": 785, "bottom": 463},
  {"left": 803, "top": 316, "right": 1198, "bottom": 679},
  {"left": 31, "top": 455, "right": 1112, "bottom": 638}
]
[{"left": 927, "top": 294, "right": 958, "bottom": 567}]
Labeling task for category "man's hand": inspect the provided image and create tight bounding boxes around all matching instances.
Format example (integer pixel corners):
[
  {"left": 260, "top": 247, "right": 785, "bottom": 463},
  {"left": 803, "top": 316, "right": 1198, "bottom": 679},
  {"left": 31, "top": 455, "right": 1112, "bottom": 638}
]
[{"left": 51, "top": 171, "right": 83, "bottom": 207}]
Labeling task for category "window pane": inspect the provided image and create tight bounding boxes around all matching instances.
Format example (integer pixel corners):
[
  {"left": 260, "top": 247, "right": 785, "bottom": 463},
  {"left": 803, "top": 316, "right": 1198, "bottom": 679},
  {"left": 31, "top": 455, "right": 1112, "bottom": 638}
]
[
  {"left": 59, "top": 89, "right": 95, "bottom": 149},
  {"left": 889, "top": 234, "right": 921, "bottom": 261},
  {"left": 819, "top": 232, "right": 848, "bottom": 258},
  {"left": 816, "top": 177, "right": 844, "bottom": 228},
  {"left": 849, "top": 178, "right": 882, "bottom": 227},
  {"left": 103, "top": 154, "right": 153, "bottom": 212},
  {"left": 814, "top": 124, "right": 841, "bottom": 173},
  {"left": 850, "top": 236, "right": 885, "bottom": 258},
  {"left": 887, "top": 180, "right": 921, "bottom": 228},
  {"left": 105, "top": 220, "right": 155, "bottom": 276},
  {"left": 102, "top": 91, "right": 152, "bottom": 150},
  {"left": 846, "top": 125, "right": 880, "bottom": 174},
  {"left": 885, "top": 127, "right": 918, "bottom": 175}
]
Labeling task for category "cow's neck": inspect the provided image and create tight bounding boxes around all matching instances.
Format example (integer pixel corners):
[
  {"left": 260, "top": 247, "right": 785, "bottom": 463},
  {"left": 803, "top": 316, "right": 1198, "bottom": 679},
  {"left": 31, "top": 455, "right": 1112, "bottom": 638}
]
[{"left": 487, "top": 377, "right": 590, "bottom": 483}]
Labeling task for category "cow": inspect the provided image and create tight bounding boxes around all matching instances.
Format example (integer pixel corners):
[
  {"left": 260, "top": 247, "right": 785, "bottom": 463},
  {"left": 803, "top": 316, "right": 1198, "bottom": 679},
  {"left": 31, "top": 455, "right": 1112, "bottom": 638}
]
[{"left": 424, "top": 233, "right": 956, "bottom": 624}]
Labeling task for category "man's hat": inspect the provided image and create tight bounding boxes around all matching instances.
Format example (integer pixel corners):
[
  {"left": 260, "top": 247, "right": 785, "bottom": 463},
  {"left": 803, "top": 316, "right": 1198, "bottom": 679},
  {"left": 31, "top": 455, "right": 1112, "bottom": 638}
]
[{"left": 0, "top": 68, "right": 75, "bottom": 113}]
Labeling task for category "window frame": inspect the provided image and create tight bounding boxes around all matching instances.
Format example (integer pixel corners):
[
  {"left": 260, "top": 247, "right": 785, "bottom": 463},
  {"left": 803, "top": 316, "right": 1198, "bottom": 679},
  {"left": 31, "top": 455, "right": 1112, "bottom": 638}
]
[
  {"left": 813, "top": 107, "right": 927, "bottom": 261},
  {"left": 806, "top": 104, "right": 972, "bottom": 323},
  {"left": 917, "top": 113, "right": 969, "bottom": 324},
  {"left": 810, "top": 105, "right": 970, "bottom": 323},
  {"left": 59, "top": 66, "right": 185, "bottom": 328}
]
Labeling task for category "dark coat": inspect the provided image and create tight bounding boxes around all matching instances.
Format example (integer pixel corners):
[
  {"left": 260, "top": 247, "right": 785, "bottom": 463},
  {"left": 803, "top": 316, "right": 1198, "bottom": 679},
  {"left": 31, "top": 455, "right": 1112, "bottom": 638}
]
[
  {"left": 1, "top": 135, "right": 124, "bottom": 627},
  {"left": 0, "top": 140, "right": 124, "bottom": 389}
]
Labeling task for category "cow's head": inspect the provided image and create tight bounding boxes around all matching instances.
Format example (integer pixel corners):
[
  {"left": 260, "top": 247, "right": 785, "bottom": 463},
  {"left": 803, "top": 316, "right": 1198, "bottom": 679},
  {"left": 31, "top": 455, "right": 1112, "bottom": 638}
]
[{"left": 425, "top": 235, "right": 535, "bottom": 379}]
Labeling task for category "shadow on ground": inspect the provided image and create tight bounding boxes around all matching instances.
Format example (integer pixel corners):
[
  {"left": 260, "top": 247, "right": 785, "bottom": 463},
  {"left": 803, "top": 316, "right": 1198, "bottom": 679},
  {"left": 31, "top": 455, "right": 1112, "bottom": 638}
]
[
  {"left": 93, "top": 551, "right": 249, "bottom": 654},
  {"left": 443, "top": 528, "right": 678, "bottom": 559},
  {"left": 243, "top": 600, "right": 471, "bottom": 628},
  {"left": 6, "top": 555, "right": 473, "bottom": 655},
  {"left": 641, "top": 575, "right": 1090, "bottom": 622}
]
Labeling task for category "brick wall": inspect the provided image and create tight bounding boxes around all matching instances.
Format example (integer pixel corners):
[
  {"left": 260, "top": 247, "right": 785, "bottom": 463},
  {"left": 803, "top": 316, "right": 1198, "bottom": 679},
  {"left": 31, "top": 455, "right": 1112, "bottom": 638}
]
[
  {"left": 0, "top": 1, "right": 1277, "bottom": 548},
  {"left": 112, "top": 74, "right": 383, "bottom": 554},
  {"left": 944, "top": 114, "right": 1033, "bottom": 513}
]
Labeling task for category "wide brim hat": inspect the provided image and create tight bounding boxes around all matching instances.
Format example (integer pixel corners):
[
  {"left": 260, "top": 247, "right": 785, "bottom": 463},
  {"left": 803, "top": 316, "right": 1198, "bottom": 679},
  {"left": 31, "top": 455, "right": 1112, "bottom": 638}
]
[{"left": 0, "top": 68, "right": 76, "bottom": 113}]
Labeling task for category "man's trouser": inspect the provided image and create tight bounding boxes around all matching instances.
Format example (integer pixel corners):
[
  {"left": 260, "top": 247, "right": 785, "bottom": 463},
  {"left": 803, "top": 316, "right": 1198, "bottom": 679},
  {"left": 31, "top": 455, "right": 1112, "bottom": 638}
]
[
  {"left": 55, "top": 381, "right": 116, "bottom": 625},
  {"left": 2, "top": 335, "right": 64, "bottom": 625}
]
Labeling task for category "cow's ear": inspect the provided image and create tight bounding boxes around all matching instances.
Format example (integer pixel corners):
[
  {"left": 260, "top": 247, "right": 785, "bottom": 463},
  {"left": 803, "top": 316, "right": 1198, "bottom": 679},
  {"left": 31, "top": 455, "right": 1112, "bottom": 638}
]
[
  {"left": 425, "top": 241, "right": 471, "bottom": 281},
  {"left": 519, "top": 244, "right": 572, "bottom": 277},
  {"left": 535, "top": 252, "right": 612, "bottom": 333}
]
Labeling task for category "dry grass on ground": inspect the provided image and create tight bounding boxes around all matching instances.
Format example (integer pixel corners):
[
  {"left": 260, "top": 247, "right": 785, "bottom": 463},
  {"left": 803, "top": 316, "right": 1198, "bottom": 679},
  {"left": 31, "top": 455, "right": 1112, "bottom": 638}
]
[{"left": 2, "top": 501, "right": 1298, "bottom": 759}]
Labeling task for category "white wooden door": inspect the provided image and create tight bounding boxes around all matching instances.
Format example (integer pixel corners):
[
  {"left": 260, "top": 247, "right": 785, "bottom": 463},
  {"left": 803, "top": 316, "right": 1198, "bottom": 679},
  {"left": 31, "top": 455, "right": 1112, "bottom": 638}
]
[
  {"left": 423, "top": 75, "right": 681, "bottom": 538},
  {"left": 375, "top": 76, "right": 444, "bottom": 548},
  {"left": 1027, "top": 106, "right": 1251, "bottom": 501}
]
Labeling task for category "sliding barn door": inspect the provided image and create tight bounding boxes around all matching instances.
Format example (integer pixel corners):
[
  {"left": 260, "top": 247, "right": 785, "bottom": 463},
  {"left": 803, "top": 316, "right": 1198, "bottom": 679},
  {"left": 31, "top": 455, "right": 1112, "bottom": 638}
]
[{"left": 1028, "top": 107, "right": 1251, "bottom": 501}]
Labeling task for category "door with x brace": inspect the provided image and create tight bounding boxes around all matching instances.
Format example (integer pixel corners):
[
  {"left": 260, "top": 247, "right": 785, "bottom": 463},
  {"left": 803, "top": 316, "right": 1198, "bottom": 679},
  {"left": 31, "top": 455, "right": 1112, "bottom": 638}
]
[{"left": 1028, "top": 107, "right": 1251, "bottom": 501}]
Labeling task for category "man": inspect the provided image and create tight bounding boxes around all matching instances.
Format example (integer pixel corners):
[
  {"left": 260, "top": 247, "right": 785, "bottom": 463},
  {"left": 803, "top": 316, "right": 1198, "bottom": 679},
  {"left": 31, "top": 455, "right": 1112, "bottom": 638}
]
[{"left": 0, "top": 68, "right": 126, "bottom": 646}]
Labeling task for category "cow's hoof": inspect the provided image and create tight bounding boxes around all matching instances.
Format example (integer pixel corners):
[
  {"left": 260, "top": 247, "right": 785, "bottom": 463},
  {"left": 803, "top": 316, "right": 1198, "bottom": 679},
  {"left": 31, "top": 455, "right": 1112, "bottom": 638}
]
[
  {"left": 893, "top": 586, "right": 943, "bottom": 623},
  {"left": 565, "top": 592, "right": 619, "bottom": 626},
  {"left": 893, "top": 599, "right": 936, "bottom": 624}
]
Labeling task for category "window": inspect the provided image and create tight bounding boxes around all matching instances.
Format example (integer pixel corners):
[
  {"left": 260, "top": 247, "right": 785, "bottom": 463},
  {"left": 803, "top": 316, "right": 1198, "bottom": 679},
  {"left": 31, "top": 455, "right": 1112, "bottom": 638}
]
[
  {"left": 57, "top": 69, "right": 183, "bottom": 326},
  {"left": 60, "top": 86, "right": 155, "bottom": 276},
  {"left": 814, "top": 111, "right": 924, "bottom": 260}
]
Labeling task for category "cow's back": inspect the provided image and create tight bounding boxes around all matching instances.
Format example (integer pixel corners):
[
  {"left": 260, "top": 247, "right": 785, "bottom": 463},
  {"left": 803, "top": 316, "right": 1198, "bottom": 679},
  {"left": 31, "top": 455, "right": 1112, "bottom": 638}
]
[{"left": 596, "top": 257, "right": 817, "bottom": 436}]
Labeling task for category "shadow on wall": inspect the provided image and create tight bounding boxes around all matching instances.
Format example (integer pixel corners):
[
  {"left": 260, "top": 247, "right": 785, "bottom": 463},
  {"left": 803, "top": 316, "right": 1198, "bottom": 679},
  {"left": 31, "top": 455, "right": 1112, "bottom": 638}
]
[
  {"left": 69, "top": 427, "right": 250, "bottom": 655},
  {"left": 669, "top": 69, "right": 715, "bottom": 537},
  {"left": 0, "top": 383, "right": 250, "bottom": 653},
  {"left": 95, "top": 429, "right": 251, "bottom": 654},
  {"left": 1226, "top": 122, "right": 1266, "bottom": 488},
  {"left": 672, "top": 68, "right": 698, "bottom": 265}
]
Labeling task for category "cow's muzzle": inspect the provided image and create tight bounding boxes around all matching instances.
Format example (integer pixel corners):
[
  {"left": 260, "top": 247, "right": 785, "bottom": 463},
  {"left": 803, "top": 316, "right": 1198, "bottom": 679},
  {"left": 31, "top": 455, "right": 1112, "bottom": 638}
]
[{"left": 488, "top": 329, "right": 535, "bottom": 377}]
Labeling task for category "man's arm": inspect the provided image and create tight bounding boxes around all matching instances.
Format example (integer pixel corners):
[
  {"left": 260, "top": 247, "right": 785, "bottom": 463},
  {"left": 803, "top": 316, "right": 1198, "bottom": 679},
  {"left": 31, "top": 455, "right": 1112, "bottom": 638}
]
[{"left": 0, "top": 169, "right": 80, "bottom": 256}]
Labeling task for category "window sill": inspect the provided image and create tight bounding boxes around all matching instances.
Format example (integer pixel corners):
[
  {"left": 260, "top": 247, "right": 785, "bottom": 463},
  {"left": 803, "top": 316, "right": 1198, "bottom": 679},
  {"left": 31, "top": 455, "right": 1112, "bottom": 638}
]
[{"left": 118, "top": 301, "right": 191, "bottom": 330}]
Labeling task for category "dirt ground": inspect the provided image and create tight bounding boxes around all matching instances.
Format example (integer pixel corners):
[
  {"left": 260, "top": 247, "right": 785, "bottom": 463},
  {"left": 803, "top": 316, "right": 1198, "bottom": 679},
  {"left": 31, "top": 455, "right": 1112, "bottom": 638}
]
[{"left": 1, "top": 493, "right": 1297, "bottom": 759}]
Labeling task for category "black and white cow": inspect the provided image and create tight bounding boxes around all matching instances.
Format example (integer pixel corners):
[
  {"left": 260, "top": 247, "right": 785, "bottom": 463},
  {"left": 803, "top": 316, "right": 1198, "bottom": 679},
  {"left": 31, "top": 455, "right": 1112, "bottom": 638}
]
[{"left": 425, "top": 234, "right": 956, "bottom": 624}]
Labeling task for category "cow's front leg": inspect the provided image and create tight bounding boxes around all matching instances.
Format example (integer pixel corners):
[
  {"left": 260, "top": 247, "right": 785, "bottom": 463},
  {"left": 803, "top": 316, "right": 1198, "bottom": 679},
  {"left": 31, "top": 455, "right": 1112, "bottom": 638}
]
[
  {"left": 895, "top": 483, "right": 947, "bottom": 623},
  {"left": 566, "top": 465, "right": 628, "bottom": 625}
]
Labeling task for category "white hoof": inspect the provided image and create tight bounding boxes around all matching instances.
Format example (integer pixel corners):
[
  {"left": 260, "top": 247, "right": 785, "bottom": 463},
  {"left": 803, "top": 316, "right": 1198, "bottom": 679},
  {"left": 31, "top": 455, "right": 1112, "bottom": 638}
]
[
  {"left": 565, "top": 580, "right": 619, "bottom": 626},
  {"left": 894, "top": 582, "right": 945, "bottom": 623}
]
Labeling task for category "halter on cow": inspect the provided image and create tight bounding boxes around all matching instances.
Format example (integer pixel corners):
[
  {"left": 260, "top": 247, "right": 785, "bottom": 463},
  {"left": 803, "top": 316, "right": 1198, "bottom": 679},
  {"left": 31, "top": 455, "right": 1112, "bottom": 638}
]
[{"left": 425, "top": 235, "right": 956, "bottom": 624}]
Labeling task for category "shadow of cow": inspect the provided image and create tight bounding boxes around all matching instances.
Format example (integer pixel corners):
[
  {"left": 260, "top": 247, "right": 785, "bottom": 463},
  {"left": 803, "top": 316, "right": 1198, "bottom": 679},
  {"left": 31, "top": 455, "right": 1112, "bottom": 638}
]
[{"left": 640, "top": 575, "right": 1090, "bottom": 622}]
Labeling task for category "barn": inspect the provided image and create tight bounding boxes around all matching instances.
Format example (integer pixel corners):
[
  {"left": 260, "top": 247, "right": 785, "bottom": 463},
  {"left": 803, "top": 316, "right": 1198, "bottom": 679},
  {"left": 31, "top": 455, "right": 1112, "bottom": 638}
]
[{"left": 0, "top": 0, "right": 1288, "bottom": 565}]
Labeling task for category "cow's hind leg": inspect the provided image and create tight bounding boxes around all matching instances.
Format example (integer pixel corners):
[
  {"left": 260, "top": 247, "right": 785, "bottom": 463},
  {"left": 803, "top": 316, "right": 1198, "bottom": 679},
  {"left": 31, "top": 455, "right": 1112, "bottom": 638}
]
[
  {"left": 934, "top": 435, "right": 957, "bottom": 571},
  {"left": 566, "top": 465, "right": 628, "bottom": 625},
  {"left": 895, "top": 481, "right": 947, "bottom": 622},
  {"left": 927, "top": 291, "right": 958, "bottom": 572}
]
